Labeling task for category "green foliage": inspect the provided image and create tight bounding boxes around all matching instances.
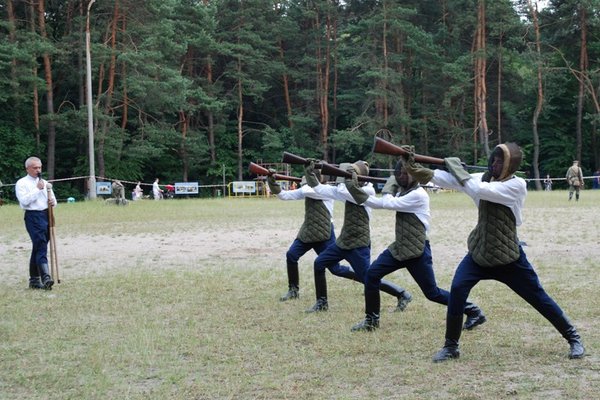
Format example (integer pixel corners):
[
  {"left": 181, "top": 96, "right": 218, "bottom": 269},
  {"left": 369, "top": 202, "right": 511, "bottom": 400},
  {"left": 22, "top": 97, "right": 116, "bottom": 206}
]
[
  {"left": 0, "top": 124, "right": 37, "bottom": 183},
  {"left": 0, "top": 0, "right": 599, "bottom": 194}
]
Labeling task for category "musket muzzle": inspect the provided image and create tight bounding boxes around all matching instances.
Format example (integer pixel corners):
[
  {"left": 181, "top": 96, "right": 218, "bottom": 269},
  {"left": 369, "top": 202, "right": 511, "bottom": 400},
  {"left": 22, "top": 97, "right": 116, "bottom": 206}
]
[
  {"left": 320, "top": 163, "right": 386, "bottom": 184},
  {"left": 248, "top": 162, "right": 302, "bottom": 183}
]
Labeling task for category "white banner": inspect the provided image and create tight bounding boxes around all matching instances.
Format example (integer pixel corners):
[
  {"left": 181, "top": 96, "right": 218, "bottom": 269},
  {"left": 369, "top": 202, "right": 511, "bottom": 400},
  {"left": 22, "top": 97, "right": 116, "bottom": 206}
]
[
  {"left": 232, "top": 181, "right": 256, "bottom": 194},
  {"left": 175, "top": 182, "right": 199, "bottom": 195}
]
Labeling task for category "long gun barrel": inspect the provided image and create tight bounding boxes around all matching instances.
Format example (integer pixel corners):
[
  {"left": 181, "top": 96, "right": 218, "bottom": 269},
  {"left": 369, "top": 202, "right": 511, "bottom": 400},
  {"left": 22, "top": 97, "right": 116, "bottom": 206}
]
[
  {"left": 372, "top": 137, "right": 488, "bottom": 171},
  {"left": 319, "top": 163, "right": 387, "bottom": 184},
  {"left": 373, "top": 137, "right": 445, "bottom": 165},
  {"left": 248, "top": 162, "right": 302, "bottom": 183},
  {"left": 281, "top": 152, "right": 328, "bottom": 168}
]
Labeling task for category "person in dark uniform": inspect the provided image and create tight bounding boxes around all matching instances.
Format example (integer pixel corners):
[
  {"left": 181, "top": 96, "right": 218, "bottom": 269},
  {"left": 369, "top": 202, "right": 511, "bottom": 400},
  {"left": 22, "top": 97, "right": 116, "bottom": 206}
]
[
  {"left": 15, "top": 157, "right": 56, "bottom": 290},
  {"left": 344, "top": 159, "right": 486, "bottom": 332},
  {"left": 403, "top": 143, "right": 585, "bottom": 361},
  {"left": 303, "top": 160, "right": 412, "bottom": 314},
  {"left": 267, "top": 170, "right": 361, "bottom": 302}
]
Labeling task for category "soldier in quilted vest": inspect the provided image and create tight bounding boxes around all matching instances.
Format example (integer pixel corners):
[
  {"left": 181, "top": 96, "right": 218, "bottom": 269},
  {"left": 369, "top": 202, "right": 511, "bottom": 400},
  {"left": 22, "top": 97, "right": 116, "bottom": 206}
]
[
  {"left": 345, "top": 160, "right": 486, "bottom": 332},
  {"left": 267, "top": 170, "right": 361, "bottom": 302},
  {"left": 303, "top": 160, "right": 412, "bottom": 315},
  {"left": 403, "top": 143, "right": 585, "bottom": 362}
]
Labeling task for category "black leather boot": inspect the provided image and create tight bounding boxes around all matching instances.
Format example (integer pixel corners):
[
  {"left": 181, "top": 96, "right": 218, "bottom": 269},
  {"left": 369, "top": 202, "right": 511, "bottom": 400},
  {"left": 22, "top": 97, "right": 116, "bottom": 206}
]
[
  {"left": 306, "top": 272, "right": 328, "bottom": 313},
  {"left": 552, "top": 313, "right": 585, "bottom": 359},
  {"left": 463, "top": 303, "right": 486, "bottom": 330},
  {"left": 432, "top": 314, "right": 463, "bottom": 362},
  {"left": 29, "top": 277, "right": 44, "bottom": 289},
  {"left": 280, "top": 262, "right": 300, "bottom": 301},
  {"left": 38, "top": 264, "right": 54, "bottom": 290},
  {"left": 351, "top": 290, "right": 380, "bottom": 332},
  {"left": 377, "top": 280, "right": 412, "bottom": 312}
]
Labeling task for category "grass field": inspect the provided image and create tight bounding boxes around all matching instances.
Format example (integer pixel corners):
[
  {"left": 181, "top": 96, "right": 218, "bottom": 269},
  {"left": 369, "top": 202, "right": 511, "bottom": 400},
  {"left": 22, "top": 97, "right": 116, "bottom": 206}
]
[{"left": 0, "top": 190, "right": 598, "bottom": 399}]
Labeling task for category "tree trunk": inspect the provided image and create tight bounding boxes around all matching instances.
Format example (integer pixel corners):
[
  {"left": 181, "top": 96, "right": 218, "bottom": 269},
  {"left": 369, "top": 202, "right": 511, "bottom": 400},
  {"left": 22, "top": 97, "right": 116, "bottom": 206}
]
[
  {"left": 38, "top": 0, "right": 57, "bottom": 179},
  {"left": 279, "top": 40, "right": 293, "bottom": 128},
  {"left": 497, "top": 34, "right": 503, "bottom": 144},
  {"left": 27, "top": 1, "right": 41, "bottom": 150},
  {"left": 528, "top": 0, "right": 543, "bottom": 190},
  {"left": 576, "top": 5, "right": 588, "bottom": 164},
  {"left": 237, "top": 58, "right": 244, "bottom": 180},
  {"left": 474, "top": 0, "right": 490, "bottom": 160},
  {"left": 206, "top": 57, "right": 216, "bottom": 163},
  {"left": 98, "top": 0, "right": 120, "bottom": 179}
]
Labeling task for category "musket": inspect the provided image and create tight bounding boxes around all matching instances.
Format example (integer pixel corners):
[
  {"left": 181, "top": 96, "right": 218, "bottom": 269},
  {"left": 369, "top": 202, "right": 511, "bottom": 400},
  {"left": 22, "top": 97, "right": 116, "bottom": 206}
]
[
  {"left": 372, "top": 137, "right": 487, "bottom": 171},
  {"left": 248, "top": 162, "right": 302, "bottom": 183},
  {"left": 281, "top": 152, "right": 326, "bottom": 168},
  {"left": 319, "top": 162, "right": 387, "bottom": 184},
  {"left": 46, "top": 182, "right": 60, "bottom": 284},
  {"left": 373, "top": 137, "right": 446, "bottom": 165}
]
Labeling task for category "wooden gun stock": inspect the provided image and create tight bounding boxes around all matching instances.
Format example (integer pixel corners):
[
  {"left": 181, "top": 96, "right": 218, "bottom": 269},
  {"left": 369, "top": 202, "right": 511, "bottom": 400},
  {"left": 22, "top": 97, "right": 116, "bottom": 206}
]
[
  {"left": 320, "top": 163, "right": 387, "bottom": 184},
  {"left": 248, "top": 162, "right": 302, "bottom": 183},
  {"left": 281, "top": 152, "right": 325, "bottom": 168},
  {"left": 372, "top": 137, "right": 445, "bottom": 165}
]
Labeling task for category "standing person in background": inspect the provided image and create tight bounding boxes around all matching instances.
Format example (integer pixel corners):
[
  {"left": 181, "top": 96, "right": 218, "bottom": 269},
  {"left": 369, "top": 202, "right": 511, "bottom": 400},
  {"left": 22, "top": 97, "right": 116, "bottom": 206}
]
[
  {"left": 266, "top": 169, "right": 372, "bottom": 302},
  {"left": 592, "top": 170, "right": 600, "bottom": 190},
  {"left": 15, "top": 157, "right": 56, "bottom": 290},
  {"left": 133, "top": 181, "right": 143, "bottom": 200},
  {"left": 303, "top": 160, "right": 412, "bottom": 314},
  {"left": 543, "top": 175, "right": 552, "bottom": 191},
  {"left": 344, "top": 160, "right": 485, "bottom": 332},
  {"left": 403, "top": 143, "right": 584, "bottom": 362},
  {"left": 152, "top": 178, "right": 163, "bottom": 200},
  {"left": 565, "top": 161, "right": 584, "bottom": 201}
]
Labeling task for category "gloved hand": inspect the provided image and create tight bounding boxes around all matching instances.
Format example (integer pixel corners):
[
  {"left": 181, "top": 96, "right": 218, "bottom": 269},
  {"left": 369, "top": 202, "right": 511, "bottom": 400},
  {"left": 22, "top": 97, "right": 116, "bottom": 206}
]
[
  {"left": 267, "top": 176, "right": 281, "bottom": 194},
  {"left": 304, "top": 160, "right": 320, "bottom": 188},
  {"left": 381, "top": 175, "right": 399, "bottom": 196},
  {"left": 444, "top": 157, "right": 471, "bottom": 185},
  {"left": 401, "top": 146, "right": 434, "bottom": 184},
  {"left": 345, "top": 168, "right": 369, "bottom": 204}
]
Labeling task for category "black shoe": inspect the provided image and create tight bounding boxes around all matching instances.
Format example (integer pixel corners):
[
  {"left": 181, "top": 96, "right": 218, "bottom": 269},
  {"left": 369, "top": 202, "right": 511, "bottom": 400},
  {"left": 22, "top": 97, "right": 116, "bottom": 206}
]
[
  {"left": 29, "top": 277, "right": 44, "bottom": 290},
  {"left": 463, "top": 305, "right": 486, "bottom": 330},
  {"left": 432, "top": 346, "right": 460, "bottom": 362},
  {"left": 280, "top": 287, "right": 299, "bottom": 301},
  {"left": 41, "top": 275, "right": 54, "bottom": 290},
  {"left": 395, "top": 291, "right": 412, "bottom": 312},
  {"left": 351, "top": 317, "right": 379, "bottom": 332},
  {"left": 568, "top": 340, "right": 585, "bottom": 359},
  {"left": 38, "top": 264, "right": 54, "bottom": 290},
  {"left": 305, "top": 298, "right": 328, "bottom": 313}
]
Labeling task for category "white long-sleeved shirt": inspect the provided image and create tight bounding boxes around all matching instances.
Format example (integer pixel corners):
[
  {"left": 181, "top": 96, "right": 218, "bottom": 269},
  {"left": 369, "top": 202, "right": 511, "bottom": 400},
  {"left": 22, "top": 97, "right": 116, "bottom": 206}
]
[
  {"left": 276, "top": 185, "right": 335, "bottom": 220},
  {"left": 431, "top": 170, "right": 526, "bottom": 226},
  {"left": 15, "top": 174, "right": 56, "bottom": 211},
  {"left": 310, "top": 182, "right": 375, "bottom": 220},
  {"left": 362, "top": 187, "right": 431, "bottom": 234}
]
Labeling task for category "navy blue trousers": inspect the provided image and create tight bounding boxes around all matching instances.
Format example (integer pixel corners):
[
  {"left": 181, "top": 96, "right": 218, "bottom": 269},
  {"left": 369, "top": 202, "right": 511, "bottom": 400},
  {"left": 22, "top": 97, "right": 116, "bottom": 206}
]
[
  {"left": 366, "top": 243, "right": 448, "bottom": 304},
  {"left": 447, "top": 247, "right": 564, "bottom": 325},
  {"left": 24, "top": 210, "right": 49, "bottom": 278},
  {"left": 314, "top": 243, "right": 370, "bottom": 281},
  {"left": 286, "top": 226, "right": 353, "bottom": 277}
]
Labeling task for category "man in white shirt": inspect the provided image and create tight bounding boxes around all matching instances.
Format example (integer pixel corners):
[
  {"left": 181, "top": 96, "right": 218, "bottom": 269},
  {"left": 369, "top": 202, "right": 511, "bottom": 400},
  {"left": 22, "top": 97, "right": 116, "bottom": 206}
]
[
  {"left": 15, "top": 157, "right": 56, "bottom": 290},
  {"left": 403, "top": 143, "right": 584, "bottom": 361}
]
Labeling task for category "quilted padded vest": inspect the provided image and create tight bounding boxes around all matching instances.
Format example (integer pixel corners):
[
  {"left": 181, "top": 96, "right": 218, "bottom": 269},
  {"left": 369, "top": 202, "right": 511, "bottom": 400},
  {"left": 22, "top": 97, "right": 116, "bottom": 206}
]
[
  {"left": 336, "top": 202, "right": 370, "bottom": 249},
  {"left": 388, "top": 212, "right": 426, "bottom": 262},
  {"left": 297, "top": 198, "right": 332, "bottom": 243},
  {"left": 467, "top": 200, "right": 520, "bottom": 267}
]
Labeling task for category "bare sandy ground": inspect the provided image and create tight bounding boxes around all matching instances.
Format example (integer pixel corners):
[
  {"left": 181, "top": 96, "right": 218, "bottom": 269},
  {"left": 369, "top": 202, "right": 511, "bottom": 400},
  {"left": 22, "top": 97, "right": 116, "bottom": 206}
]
[{"left": 1, "top": 191, "right": 599, "bottom": 290}]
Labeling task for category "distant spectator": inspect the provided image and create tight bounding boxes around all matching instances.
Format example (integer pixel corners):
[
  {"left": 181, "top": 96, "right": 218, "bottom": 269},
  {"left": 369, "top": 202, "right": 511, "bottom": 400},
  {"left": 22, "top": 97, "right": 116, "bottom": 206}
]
[
  {"left": 543, "top": 175, "right": 552, "bottom": 191},
  {"left": 133, "top": 182, "right": 143, "bottom": 200},
  {"left": 565, "top": 161, "right": 584, "bottom": 201},
  {"left": 153, "top": 178, "right": 163, "bottom": 200},
  {"left": 593, "top": 170, "right": 600, "bottom": 190},
  {"left": 112, "top": 180, "right": 125, "bottom": 200}
]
